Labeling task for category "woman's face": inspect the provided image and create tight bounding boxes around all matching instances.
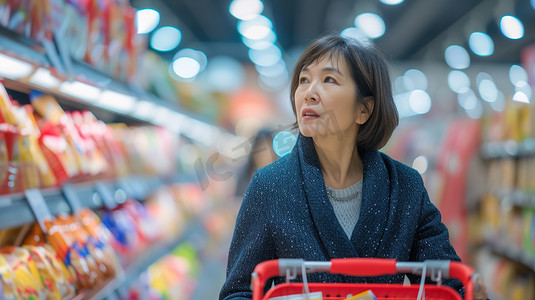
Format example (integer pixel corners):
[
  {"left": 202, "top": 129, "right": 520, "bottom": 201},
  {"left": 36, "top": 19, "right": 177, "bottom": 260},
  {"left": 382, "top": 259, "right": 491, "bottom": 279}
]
[{"left": 294, "top": 55, "right": 365, "bottom": 140}]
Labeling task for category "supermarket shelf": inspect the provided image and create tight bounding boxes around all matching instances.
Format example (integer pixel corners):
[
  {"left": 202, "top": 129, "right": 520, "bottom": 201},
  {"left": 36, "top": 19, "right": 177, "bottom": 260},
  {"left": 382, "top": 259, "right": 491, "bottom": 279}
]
[
  {"left": 0, "top": 175, "right": 167, "bottom": 230},
  {"left": 85, "top": 219, "right": 205, "bottom": 300},
  {"left": 481, "top": 139, "right": 535, "bottom": 159},
  {"left": 485, "top": 239, "right": 535, "bottom": 272}
]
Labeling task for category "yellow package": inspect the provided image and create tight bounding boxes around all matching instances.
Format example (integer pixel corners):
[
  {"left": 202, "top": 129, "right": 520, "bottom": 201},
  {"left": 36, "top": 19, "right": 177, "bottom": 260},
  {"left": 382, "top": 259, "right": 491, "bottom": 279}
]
[
  {"left": 1, "top": 246, "right": 45, "bottom": 299},
  {"left": 24, "top": 245, "right": 77, "bottom": 299},
  {"left": 0, "top": 82, "right": 17, "bottom": 125},
  {"left": 0, "top": 254, "right": 20, "bottom": 299}
]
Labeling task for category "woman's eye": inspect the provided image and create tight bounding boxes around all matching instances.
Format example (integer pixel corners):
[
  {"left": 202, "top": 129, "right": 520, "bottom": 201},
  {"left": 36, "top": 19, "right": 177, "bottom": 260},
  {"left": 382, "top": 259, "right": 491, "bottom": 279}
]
[
  {"left": 299, "top": 77, "right": 308, "bottom": 84},
  {"left": 324, "top": 76, "right": 336, "bottom": 83}
]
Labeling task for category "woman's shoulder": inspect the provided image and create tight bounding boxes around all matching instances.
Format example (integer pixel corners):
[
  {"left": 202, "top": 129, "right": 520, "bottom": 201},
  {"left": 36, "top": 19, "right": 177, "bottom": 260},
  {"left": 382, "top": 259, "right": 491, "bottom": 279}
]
[{"left": 253, "top": 151, "right": 298, "bottom": 180}]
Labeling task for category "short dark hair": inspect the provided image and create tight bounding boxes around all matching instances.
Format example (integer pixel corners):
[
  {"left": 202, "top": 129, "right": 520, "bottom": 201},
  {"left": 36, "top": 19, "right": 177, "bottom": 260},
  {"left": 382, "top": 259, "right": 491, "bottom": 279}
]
[{"left": 290, "top": 34, "right": 399, "bottom": 152}]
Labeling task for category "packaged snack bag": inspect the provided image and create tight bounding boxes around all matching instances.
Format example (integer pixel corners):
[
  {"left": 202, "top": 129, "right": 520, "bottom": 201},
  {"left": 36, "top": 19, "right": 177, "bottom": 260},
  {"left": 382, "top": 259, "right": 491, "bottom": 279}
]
[
  {"left": 24, "top": 244, "right": 77, "bottom": 299},
  {"left": 1, "top": 246, "right": 46, "bottom": 299},
  {"left": 0, "top": 81, "right": 17, "bottom": 125},
  {"left": 76, "top": 208, "right": 121, "bottom": 270},
  {"left": 0, "top": 254, "right": 20, "bottom": 299}
]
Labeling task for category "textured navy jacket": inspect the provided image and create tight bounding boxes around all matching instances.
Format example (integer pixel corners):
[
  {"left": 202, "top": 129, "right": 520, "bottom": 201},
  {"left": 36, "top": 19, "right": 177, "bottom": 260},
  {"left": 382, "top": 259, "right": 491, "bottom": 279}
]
[{"left": 220, "top": 134, "right": 462, "bottom": 300}]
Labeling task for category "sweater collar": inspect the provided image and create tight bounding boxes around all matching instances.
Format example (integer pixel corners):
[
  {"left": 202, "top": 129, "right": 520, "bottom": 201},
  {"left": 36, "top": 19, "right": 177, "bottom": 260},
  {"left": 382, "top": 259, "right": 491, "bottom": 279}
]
[{"left": 295, "top": 133, "right": 391, "bottom": 259}]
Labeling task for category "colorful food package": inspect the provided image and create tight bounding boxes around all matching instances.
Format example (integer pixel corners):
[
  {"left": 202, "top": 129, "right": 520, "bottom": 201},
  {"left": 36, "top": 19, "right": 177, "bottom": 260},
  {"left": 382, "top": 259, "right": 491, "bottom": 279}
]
[
  {"left": 84, "top": 0, "right": 109, "bottom": 72},
  {"left": 0, "top": 254, "right": 20, "bottom": 299},
  {"left": 0, "top": 81, "right": 17, "bottom": 125},
  {"left": 5, "top": 0, "right": 31, "bottom": 36},
  {"left": 63, "top": 0, "right": 89, "bottom": 61},
  {"left": 24, "top": 244, "right": 77, "bottom": 299},
  {"left": 1, "top": 246, "right": 46, "bottom": 299},
  {"left": 76, "top": 208, "right": 122, "bottom": 270}
]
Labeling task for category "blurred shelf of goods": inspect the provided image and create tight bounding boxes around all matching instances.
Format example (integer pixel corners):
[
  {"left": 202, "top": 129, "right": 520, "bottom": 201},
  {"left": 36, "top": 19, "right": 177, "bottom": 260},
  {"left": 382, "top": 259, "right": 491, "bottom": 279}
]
[{"left": 385, "top": 41, "right": 535, "bottom": 299}]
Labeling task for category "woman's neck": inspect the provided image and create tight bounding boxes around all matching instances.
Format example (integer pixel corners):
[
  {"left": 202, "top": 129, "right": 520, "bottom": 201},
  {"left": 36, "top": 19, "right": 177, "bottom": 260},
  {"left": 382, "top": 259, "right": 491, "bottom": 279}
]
[{"left": 313, "top": 134, "right": 362, "bottom": 189}]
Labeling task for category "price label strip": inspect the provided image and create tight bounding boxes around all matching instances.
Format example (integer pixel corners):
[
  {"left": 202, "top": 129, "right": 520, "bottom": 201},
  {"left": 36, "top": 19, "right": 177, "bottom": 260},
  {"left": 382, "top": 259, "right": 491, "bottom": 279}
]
[
  {"left": 96, "top": 181, "right": 117, "bottom": 210},
  {"left": 24, "top": 189, "right": 53, "bottom": 233},
  {"left": 62, "top": 182, "right": 83, "bottom": 213}
]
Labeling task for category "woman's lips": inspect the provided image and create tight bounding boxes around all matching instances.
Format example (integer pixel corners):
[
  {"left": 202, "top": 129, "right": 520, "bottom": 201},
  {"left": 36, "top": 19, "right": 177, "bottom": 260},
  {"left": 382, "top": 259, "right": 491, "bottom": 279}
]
[{"left": 302, "top": 108, "right": 320, "bottom": 120}]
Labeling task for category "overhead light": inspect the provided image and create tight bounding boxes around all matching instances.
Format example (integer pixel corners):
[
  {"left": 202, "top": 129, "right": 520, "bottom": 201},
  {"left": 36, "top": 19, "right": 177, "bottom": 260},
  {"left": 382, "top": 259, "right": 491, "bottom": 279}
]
[
  {"left": 515, "top": 81, "right": 532, "bottom": 99},
  {"left": 409, "top": 90, "right": 431, "bottom": 114},
  {"left": 444, "top": 45, "right": 470, "bottom": 69},
  {"left": 412, "top": 155, "right": 428, "bottom": 175},
  {"left": 172, "top": 57, "right": 201, "bottom": 79},
  {"left": 150, "top": 26, "right": 181, "bottom": 52},
  {"left": 59, "top": 80, "right": 101, "bottom": 102},
  {"left": 354, "top": 13, "right": 386, "bottom": 39},
  {"left": 464, "top": 97, "right": 483, "bottom": 119},
  {"left": 173, "top": 48, "right": 207, "bottom": 72},
  {"left": 28, "top": 68, "right": 60, "bottom": 89},
  {"left": 380, "top": 0, "right": 404, "bottom": 5},
  {"left": 150, "top": 106, "right": 174, "bottom": 126},
  {"left": 255, "top": 59, "right": 287, "bottom": 77},
  {"left": 513, "top": 91, "right": 529, "bottom": 103},
  {"left": 500, "top": 15, "right": 524, "bottom": 40},
  {"left": 404, "top": 69, "right": 428, "bottom": 91},
  {"left": 468, "top": 32, "right": 494, "bottom": 56},
  {"left": 341, "top": 27, "right": 371, "bottom": 43},
  {"left": 447, "top": 70, "right": 470, "bottom": 93},
  {"left": 457, "top": 89, "right": 477, "bottom": 110},
  {"left": 478, "top": 79, "right": 498, "bottom": 103},
  {"left": 135, "top": 8, "right": 160, "bottom": 34},
  {"left": 0, "top": 53, "right": 34, "bottom": 79},
  {"left": 509, "top": 64, "right": 528, "bottom": 86},
  {"left": 248, "top": 44, "right": 281, "bottom": 67},
  {"left": 204, "top": 56, "right": 245, "bottom": 92},
  {"left": 229, "top": 0, "right": 263, "bottom": 20},
  {"left": 238, "top": 15, "right": 273, "bottom": 40},
  {"left": 97, "top": 90, "right": 137, "bottom": 113}
]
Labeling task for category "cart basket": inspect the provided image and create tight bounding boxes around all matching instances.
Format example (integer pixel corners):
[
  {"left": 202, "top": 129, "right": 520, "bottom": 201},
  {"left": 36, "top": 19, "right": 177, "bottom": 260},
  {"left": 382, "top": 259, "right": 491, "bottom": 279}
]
[{"left": 251, "top": 258, "right": 478, "bottom": 300}]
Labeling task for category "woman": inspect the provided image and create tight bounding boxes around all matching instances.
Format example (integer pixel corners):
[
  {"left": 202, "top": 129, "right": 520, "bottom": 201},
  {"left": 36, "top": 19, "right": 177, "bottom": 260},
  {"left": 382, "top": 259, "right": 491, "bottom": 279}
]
[{"left": 220, "top": 34, "right": 487, "bottom": 300}]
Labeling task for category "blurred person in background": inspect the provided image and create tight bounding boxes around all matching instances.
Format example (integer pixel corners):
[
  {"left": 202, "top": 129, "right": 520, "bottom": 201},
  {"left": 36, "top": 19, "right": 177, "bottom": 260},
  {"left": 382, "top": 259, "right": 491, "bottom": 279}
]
[
  {"left": 221, "top": 34, "right": 487, "bottom": 300},
  {"left": 234, "top": 128, "right": 278, "bottom": 198}
]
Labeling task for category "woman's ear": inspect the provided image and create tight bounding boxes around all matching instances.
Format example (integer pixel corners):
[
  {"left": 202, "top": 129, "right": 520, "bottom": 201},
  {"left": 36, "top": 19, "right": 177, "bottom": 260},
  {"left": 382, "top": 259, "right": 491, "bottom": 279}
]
[{"left": 356, "top": 97, "right": 374, "bottom": 125}]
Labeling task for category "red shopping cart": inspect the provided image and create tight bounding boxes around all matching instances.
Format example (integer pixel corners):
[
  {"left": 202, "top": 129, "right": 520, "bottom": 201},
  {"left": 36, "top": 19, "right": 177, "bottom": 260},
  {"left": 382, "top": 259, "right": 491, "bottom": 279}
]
[{"left": 252, "top": 258, "right": 477, "bottom": 300}]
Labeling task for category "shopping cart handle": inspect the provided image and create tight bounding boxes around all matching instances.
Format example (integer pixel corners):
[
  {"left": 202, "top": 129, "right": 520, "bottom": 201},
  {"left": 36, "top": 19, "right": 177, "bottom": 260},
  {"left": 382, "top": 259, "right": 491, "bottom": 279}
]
[
  {"left": 330, "top": 258, "right": 397, "bottom": 276},
  {"left": 251, "top": 258, "right": 476, "bottom": 300}
]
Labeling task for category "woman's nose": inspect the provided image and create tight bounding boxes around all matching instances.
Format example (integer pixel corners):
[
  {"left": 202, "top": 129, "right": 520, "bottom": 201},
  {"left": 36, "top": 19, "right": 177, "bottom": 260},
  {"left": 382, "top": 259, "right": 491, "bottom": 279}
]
[{"left": 304, "top": 81, "right": 319, "bottom": 103}]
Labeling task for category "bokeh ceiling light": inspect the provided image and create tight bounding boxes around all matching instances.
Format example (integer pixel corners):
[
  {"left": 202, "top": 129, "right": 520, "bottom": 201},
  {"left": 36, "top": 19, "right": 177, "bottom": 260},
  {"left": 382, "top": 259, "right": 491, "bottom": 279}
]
[
  {"left": 354, "top": 13, "right": 386, "bottom": 39},
  {"left": 404, "top": 69, "right": 428, "bottom": 91},
  {"left": 447, "top": 70, "right": 470, "bottom": 93},
  {"left": 172, "top": 57, "right": 201, "bottom": 79},
  {"left": 491, "top": 90, "right": 506, "bottom": 111},
  {"left": 515, "top": 81, "right": 532, "bottom": 99},
  {"left": 150, "top": 26, "right": 181, "bottom": 51},
  {"left": 135, "top": 8, "right": 160, "bottom": 34},
  {"left": 513, "top": 91, "right": 530, "bottom": 103},
  {"left": 255, "top": 59, "right": 287, "bottom": 77},
  {"left": 458, "top": 89, "right": 477, "bottom": 110},
  {"left": 238, "top": 15, "right": 273, "bottom": 40},
  {"left": 500, "top": 15, "right": 524, "bottom": 39},
  {"left": 465, "top": 98, "right": 483, "bottom": 119},
  {"left": 409, "top": 90, "right": 431, "bottom": 114},
  {"left": 478, "top": 79, "right": 498, "bottom": 102},
  {"left": 248, "top": 44, "right": 282, "bottom": 67},
  {"left": 468, "top": 32, "right": 494, "bottom": 56},
  {"left": 229, "top": 0, "right": 264, "bottom": 20},
  {"left": 174, "top": 48, "right": 208, "bottom": 71},
  {"left": 341, "top": 27, "right": 371, "bottom": 43},
  {"left": 242, "top": 31, "right": 276, "bottom": 49},
  {"left": 444, "top": 45, "right": 470, "bottom": 69},
  {"left": 204, "top": 56, "right": 245, "bottom": 93},
  {"left": 380, "top": 0, "right": 405, "bottom": 5},
  {"left": 412, "top": 155, "right": 428, "bottom": 175},
  {"left": 509, "top": 64, "right": 528, "bottom": 86}
]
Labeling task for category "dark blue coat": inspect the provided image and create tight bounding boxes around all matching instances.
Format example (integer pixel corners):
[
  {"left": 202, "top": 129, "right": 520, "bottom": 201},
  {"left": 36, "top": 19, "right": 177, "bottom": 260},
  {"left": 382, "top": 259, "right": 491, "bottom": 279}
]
[{"left": 220, "top": 134, "right": 462, "bottom": 300}]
